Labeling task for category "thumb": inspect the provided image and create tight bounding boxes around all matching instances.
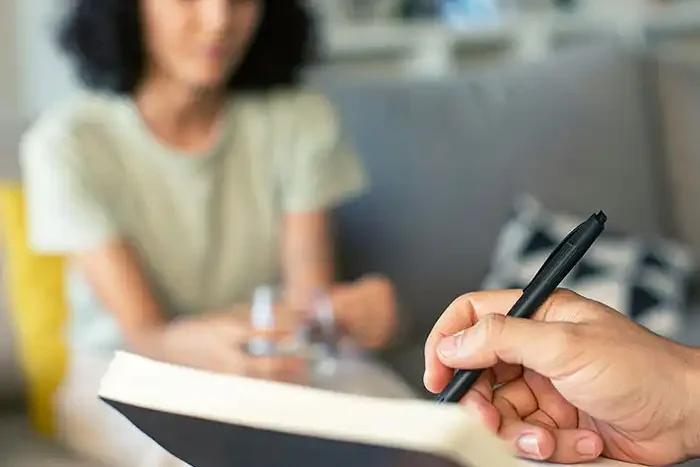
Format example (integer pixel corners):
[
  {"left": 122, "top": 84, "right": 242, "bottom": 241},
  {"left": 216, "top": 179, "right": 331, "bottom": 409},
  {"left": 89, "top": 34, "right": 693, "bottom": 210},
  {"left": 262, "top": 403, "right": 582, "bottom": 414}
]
[{"left": 436, "top": 314, "right": 577, "bottom": 378}]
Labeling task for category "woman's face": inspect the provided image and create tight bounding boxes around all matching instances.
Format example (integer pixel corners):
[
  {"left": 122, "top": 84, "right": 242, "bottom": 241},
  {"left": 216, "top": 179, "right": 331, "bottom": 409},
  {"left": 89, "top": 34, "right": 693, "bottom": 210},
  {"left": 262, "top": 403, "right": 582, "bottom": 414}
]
[{"left": 140, "top": 0, "right": 262, "bottom": 89}]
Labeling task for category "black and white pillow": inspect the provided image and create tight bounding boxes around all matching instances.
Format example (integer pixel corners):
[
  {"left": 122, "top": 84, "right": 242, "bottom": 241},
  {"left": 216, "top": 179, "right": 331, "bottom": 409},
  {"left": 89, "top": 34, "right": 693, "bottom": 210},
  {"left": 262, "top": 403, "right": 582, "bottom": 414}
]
[{"left": 482, "top": 195, "right": 696, "bottom": 338}]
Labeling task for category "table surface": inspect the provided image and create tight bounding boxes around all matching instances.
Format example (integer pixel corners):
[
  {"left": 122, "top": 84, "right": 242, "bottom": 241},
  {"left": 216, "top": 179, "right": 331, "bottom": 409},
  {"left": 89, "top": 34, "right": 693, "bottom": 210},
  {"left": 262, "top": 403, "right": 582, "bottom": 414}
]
[{"left": 308, "top": 354, "right": 418, "bottom": 399}]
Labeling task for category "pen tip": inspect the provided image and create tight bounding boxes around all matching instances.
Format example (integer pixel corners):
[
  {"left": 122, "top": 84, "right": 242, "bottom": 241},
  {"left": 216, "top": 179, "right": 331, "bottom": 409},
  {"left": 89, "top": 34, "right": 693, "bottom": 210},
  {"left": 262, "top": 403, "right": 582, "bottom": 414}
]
[{"left": 595, "top": 211, "right": 608, "bottom": 224}]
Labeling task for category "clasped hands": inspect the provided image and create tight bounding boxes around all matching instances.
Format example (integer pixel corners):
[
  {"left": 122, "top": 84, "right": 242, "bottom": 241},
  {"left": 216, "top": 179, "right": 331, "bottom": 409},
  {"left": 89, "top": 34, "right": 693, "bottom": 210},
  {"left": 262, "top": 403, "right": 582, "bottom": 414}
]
[{"left": 151, "top": 275, "right": 397, "bottom": 381}]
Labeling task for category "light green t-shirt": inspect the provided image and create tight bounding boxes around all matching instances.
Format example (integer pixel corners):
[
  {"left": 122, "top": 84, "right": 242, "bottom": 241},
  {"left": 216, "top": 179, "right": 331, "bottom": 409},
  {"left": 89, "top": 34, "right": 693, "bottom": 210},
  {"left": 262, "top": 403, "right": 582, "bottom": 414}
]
[{"left": 20, "top": 89, "right": 367, "bottom": 354}]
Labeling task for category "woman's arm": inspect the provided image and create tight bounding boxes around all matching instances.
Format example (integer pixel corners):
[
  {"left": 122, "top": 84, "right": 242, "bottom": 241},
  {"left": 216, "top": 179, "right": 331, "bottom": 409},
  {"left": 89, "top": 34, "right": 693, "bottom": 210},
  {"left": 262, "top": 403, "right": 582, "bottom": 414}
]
[
  {"left": 71, "top": 240, "right": 168, "bottom": 355},
  {"left": 278, "top": 93, "right": 403, "bottom": 349},
  {"left": 280, "top": 209, "right": 400, "bottom": 350},
  {"left": 280, "top": 211, "right": 335, "bottom": 310},
  {"left": 71, "top": 242, "right": 288, "bottom": 374}
]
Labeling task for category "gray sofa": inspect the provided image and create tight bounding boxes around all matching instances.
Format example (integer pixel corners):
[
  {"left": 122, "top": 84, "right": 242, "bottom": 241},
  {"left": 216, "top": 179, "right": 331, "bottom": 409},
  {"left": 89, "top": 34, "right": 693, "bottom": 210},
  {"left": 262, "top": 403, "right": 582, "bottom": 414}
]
[{"left": 2, "top": 41, "right": 700, "bottom": 466}]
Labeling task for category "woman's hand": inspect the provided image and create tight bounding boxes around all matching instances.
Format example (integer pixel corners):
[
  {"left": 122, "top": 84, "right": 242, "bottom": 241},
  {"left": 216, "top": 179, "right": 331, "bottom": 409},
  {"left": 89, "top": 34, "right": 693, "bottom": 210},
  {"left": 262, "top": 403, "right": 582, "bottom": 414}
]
[
  {"left": 145, "top": 307, "right": 307, "bottom": 381},
  {"left": 331, "top": 275, "right": 398, "bottom": 350},
  {"left": 424, "top": 289, "right": 700, "bottom": 466}
]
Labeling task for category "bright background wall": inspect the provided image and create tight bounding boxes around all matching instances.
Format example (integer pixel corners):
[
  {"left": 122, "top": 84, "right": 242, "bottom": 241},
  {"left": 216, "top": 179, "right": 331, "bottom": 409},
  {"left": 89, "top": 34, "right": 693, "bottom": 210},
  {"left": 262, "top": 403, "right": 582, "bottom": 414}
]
[
  {"left": 0, "top": 0, "right": 78, "bottom": 175},
  {"left": 11, "top": 0, "right": 79, "bottom": 121},
  {"left": 0, "top": 0, "right": 20, "bottom": 122}
]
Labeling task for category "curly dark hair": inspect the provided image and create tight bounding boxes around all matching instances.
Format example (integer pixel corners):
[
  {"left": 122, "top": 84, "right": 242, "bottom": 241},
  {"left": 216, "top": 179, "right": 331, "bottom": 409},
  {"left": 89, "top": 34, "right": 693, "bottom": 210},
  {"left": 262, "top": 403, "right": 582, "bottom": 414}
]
[{"left": 58, "top": 0, "right": 317, "bottom": 94}]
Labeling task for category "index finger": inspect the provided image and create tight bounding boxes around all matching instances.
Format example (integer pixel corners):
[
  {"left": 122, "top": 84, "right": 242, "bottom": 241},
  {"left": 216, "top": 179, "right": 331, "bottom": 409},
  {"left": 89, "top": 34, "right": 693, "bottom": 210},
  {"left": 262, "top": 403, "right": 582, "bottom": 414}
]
[{"left": 424, "top": 290, "right": 525, "bottom": 394}]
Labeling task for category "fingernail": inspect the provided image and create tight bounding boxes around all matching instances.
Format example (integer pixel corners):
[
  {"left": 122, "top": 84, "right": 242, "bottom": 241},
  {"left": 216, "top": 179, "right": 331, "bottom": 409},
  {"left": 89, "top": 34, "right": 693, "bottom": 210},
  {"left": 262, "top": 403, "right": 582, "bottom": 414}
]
[
  {"left": 438, "top": 331, "right": 464, "bottom": 358},
  {"left": 576, "top": 438, "right": 599, "bottom": 457},
  {"left": 517, "top": 435, "right": 542, "bottom": 458}
]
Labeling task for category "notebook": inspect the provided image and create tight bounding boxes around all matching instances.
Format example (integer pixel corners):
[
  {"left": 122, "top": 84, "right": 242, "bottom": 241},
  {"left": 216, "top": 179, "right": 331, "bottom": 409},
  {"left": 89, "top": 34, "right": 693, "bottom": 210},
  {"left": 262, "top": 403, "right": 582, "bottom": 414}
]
[
  {"left": 98, "top": 351, "right": 519, "bottom": 467},
  {"left": 98, "top": 352, "right": 646, "bottom": 467}
]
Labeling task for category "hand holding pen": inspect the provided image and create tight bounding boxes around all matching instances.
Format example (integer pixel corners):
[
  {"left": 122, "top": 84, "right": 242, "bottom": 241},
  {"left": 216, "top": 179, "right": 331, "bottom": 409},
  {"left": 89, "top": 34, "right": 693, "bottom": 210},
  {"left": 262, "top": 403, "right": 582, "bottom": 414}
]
[
  {"left": 436, "top": 212, "right": 607, "bottom": 403},
  {"left": 423, "top": 213, "right": 700, "bottom": 466}
]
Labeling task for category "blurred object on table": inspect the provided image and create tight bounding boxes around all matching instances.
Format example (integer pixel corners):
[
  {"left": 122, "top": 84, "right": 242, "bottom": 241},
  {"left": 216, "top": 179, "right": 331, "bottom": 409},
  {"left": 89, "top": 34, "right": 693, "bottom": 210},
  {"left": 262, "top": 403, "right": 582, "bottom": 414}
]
[
  {"left": 247, "top": 285, "right": 278, "bottom": 357},
  {"left": 244, "top": 284, "right": 413, "bottom": 398}
]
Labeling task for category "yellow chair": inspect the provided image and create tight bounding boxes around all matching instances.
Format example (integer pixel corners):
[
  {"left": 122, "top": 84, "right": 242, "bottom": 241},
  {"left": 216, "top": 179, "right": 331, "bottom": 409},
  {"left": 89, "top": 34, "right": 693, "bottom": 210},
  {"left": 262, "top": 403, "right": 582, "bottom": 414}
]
[{"left": 0, "top": 183, "right": 67, "bottom": 436}]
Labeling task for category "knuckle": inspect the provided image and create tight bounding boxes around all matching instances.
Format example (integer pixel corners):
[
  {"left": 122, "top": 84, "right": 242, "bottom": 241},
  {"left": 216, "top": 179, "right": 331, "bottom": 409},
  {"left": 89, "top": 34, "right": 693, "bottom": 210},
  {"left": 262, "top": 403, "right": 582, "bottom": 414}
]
[
  {"left": 442, "top": 293, "right": 480, "bottom": 325},
  {"left": 481, "top": 313, "right": 506, "bottom": 340},
  {"left": 544, "top": 288, "right": 593, "bottom": 322},
  {"left": 449, "top": 293, "right": 473, "bottom": 313},
  {"left": 552, "top": 288, "right": 580, "bottom": 302},
  {"left": 453, "top": 291, "right": 483, "bottom": 309}
]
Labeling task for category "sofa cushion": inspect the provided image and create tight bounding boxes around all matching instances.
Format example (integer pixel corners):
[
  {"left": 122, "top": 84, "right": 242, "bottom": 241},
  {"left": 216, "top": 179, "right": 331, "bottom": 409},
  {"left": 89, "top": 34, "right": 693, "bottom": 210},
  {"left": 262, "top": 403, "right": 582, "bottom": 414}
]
[
  {"left": 0, "top": 184, "right": 68, "bottom": 436},
  {"left": 324, "top": 43, "right": 666, "bottom": 341},
  {"left": 483, "top": 195, "right": 695, "bottom": 337}
]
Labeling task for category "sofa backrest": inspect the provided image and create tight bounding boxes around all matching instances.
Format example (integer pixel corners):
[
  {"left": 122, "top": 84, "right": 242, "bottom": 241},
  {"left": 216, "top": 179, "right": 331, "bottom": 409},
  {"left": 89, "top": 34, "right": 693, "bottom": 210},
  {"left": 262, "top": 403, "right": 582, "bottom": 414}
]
[
  {"left": 321, "top": 43, "right": 667, "bottom": 336},
  {"left": 655, "top": 52, "right": 700, "bottom": 260}
]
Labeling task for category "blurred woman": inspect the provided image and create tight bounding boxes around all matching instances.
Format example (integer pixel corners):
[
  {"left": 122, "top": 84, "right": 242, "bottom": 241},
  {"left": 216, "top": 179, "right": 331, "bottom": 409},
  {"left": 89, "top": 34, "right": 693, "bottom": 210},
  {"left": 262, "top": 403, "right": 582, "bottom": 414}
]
[{"left": 20, "top": 1, "right": 399, "bottom": 465}]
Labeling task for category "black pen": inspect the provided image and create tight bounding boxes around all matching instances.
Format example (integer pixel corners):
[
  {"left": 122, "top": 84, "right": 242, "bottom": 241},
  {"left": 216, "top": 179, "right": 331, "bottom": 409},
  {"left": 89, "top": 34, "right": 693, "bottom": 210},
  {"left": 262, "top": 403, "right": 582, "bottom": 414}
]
[{"left": 436, "top": 210, "right": 608, "bottom": 403}]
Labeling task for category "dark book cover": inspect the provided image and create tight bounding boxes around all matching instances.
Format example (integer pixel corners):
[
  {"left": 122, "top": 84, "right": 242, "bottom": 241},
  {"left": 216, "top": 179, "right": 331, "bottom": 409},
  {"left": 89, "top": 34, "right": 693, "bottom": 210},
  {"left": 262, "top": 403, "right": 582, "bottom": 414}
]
[{"left": 102, "top": 397, "right": 466, "bottom": 467}]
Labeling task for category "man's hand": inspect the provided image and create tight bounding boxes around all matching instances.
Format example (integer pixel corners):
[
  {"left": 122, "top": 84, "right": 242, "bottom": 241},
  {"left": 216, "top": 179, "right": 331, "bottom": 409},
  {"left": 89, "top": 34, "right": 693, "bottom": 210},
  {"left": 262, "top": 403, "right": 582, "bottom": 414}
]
[{"left": 424, "top": 289, "right": 700, "bottom": 466}]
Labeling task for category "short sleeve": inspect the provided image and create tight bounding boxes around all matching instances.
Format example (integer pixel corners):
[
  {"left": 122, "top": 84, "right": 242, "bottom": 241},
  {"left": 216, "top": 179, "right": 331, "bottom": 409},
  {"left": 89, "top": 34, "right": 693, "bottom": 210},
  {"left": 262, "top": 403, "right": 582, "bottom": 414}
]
[
  {"left": 281, "top": 93, "right": 368, "bottom": 213},
  {"left": 20, "top": 123, "right": 121, "bottom": 253}
]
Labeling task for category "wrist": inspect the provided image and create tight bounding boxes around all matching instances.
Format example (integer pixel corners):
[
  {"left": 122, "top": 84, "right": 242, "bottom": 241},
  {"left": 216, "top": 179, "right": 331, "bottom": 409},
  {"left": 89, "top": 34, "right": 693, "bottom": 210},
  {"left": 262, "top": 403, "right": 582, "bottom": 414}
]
[
  {"left": 124, "top": 322, "right": 171, "bottom": 361},
  {"left": 682, "top": 345, "right": 700, "bottom": 459}
]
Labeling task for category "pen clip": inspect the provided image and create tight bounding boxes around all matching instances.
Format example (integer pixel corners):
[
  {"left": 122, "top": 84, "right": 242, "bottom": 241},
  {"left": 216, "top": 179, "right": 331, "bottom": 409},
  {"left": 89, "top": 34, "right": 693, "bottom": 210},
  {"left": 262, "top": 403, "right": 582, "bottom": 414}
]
[{"left": 523, "top": 222, "right": 584, "bottom": 292}]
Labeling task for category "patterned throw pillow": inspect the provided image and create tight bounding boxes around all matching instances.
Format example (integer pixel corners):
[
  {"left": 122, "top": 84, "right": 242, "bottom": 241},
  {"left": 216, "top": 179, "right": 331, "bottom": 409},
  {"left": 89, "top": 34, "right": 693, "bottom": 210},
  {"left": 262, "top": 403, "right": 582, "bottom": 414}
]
[{"left": 482, "top": 195, "right": 695, "bottom": 338}]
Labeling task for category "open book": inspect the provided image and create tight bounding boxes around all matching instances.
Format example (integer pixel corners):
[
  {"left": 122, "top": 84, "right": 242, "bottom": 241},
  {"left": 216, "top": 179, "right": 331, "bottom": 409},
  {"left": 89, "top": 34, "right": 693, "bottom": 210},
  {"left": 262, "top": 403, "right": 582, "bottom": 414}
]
[{"left": 98, "top": 352, "right": 519, "bottom": 467}]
